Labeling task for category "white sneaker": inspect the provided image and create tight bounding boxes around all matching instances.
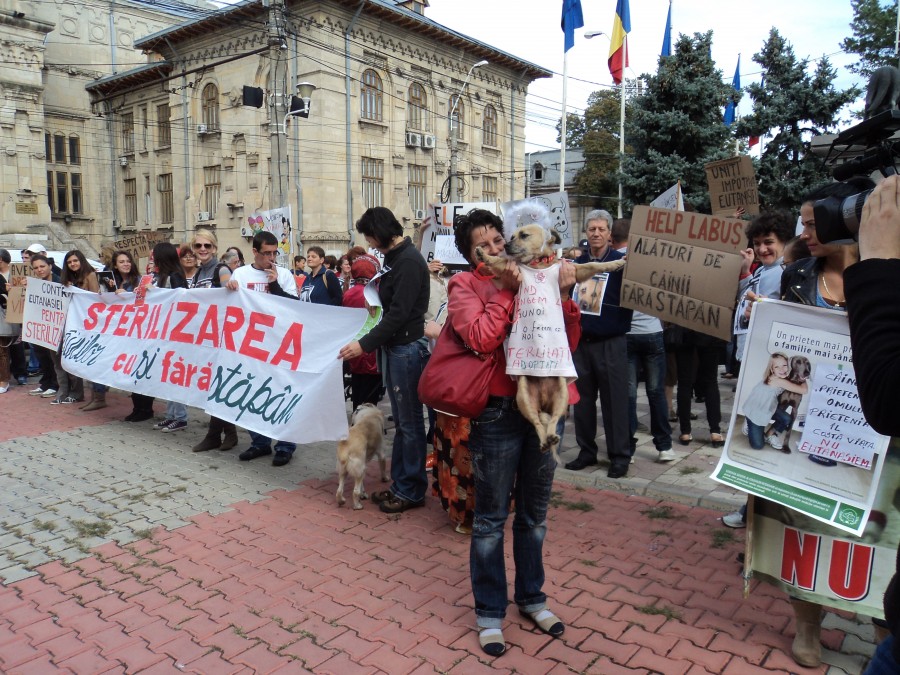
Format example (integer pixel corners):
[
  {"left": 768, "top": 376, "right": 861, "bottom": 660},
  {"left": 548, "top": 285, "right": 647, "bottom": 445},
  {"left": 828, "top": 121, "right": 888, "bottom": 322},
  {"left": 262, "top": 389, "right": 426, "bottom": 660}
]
[
  {"left": 0, "top": 384, "right": 8, "bottom": 394},
  {"left": 741, "top": 419, "right": 749, "bottom": 436},
  {"left": 766, "top": 434, "right": 784, "bottom": 451},
  {"left": 29, "top": 387, "right": 45, "bottom": 396},
  {"left": 722, "top": 511, "right": 746, "bottom": 528},
  {"left": 657, "top": 449, "right": 678, "bottom": 462},
  {"left": 40, "top": 389, "right": 58, "bottom": 398}
]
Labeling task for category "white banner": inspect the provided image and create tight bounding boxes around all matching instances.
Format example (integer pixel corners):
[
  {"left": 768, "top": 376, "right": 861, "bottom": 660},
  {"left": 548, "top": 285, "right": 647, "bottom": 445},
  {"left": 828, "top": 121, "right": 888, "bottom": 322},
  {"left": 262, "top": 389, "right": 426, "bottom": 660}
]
[
  {"left": 649, "top": 182, "right": 685, "bottom": 211},
  {"left": 23, "top": 278, "right": 74, "bottom": 350},
  {"left": 61, "top": 288, "right": 368, "bottom": 442},
  {"left": 418, "top": 201, "right": 496, "bottom": 263}
]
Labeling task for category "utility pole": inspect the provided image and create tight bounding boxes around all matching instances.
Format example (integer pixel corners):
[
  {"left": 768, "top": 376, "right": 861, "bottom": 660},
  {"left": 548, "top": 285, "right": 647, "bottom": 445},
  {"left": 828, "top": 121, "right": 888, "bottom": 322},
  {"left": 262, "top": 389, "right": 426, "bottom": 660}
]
[
  {"left": 448, "top": 60, "right": 487, "bottom": 202},
  {"left": 268, "top": 0, "right": 289, "bottom": 211}
]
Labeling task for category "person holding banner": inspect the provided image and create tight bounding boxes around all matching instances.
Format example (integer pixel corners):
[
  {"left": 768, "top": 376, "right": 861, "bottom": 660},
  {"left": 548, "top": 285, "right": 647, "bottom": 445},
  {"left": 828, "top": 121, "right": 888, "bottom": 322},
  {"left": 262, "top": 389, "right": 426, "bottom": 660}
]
[
  {"left": 338, "top": 207, "right": 430, "bottom": 514},
  {"left": 189, "top": 229, "right": 219, "bottom": 289},
  {"left": 26, "top": 255, "right": 59, "bottom": 398},
  {"left": 226, "top": 231, "right": 299, "bottom": 466},
  {"left": 51, "top": 251, "right": 99, "bottom": 404},
  {"left": 845, "top": 173, "right": 900, "bottom": 674}
]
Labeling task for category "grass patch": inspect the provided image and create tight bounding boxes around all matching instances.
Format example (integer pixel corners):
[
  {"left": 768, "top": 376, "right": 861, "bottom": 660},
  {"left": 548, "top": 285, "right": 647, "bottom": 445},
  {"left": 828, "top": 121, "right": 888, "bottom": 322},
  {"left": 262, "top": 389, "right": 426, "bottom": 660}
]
[
  {"left": 33, "top": 519, "right": 56, "bottom": 532},
  {"left": 580, "top": 559, "right": 598, "bottom": 567},
  {"left": 677, "top": 466, "right": 702, "bottom": 475},
  {"left": 650, "top": 529, "right": 669, "bottom": 537},
  {"left": 133, "top": 528, "right": 153, "bottom": 540},
  {"left": 71, "top": 520, "right": 112, "bottom": 539},
  {"left": 637, "top": 604, "right": 681, "bottom": 621},
  {"left": 550, "top": 491, "right": 594, "bottom": 512},
  {"left": 641, "top": 505, "right": 682, "bottom": 520},
  {"left": 711, "top": 529, "right": 735, "bottom": 549}
]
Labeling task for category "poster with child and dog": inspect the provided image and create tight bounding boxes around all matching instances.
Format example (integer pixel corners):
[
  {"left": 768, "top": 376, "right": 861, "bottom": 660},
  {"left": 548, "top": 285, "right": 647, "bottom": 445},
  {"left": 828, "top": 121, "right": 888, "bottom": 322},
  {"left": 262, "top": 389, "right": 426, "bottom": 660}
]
[{"left": 711, "top": 300, "right": 890, "bottom": 537}]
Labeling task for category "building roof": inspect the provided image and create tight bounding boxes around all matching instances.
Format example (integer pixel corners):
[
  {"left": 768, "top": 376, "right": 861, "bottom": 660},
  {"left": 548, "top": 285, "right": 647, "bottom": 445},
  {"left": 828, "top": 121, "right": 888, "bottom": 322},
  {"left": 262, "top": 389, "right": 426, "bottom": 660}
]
[
  {"left": 86, "top": 62, "right": 174, "bottom": 96},
  {"left": 133, "top": 0, "right": 550, "bottom": 79}
]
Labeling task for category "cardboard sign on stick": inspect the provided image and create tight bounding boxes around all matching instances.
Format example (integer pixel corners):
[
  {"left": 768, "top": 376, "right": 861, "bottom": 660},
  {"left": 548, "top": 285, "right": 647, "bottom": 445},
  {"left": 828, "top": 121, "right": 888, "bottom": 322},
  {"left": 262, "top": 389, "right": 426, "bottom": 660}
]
[
  {"left": 705, "top": 155, "right": 759, "bottom": 216},
  {"left": 622, "top": 205, "right": 745, "bottom": 341}
]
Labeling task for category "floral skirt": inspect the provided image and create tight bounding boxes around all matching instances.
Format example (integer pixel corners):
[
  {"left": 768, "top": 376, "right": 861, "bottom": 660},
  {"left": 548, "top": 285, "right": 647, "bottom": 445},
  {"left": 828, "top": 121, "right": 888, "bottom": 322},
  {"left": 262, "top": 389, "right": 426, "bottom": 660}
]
[{"left": 431, "top": 412, "right": 475, "bottom": 530}]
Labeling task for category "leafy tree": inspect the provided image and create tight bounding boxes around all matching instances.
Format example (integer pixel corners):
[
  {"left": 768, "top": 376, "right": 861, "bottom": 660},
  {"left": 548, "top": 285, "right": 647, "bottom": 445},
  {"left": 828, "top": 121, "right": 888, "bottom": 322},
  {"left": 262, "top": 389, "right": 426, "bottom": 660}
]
[
  {"left": 556, "top": 89, "right": 624, "bottom": 210},
  {"left": 620, "top": 32, "right": 734, "bottom": 213},
  {"left": 842, "top": 0, "right": 896, "bottom": 79},
  {"left": 736, "top": 29, "right": 860, "bottom": 210}
]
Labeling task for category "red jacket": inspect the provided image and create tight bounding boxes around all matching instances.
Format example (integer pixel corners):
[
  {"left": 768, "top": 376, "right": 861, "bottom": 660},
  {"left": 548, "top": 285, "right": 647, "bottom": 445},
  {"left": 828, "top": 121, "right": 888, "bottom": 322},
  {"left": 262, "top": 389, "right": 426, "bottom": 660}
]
[
  {"left": 447, "top": 271, "right": 582, "bottom": 402},
  {"left": 342, "top": 285, "right": 379, "bottom": 375}
]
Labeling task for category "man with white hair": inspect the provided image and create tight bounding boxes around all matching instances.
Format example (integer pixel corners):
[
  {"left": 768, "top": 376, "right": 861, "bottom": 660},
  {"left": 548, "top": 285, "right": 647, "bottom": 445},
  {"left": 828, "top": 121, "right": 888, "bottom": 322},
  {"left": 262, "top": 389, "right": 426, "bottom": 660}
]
[{"left": 566, "top": 210, "right": 634, "bottom": 478}]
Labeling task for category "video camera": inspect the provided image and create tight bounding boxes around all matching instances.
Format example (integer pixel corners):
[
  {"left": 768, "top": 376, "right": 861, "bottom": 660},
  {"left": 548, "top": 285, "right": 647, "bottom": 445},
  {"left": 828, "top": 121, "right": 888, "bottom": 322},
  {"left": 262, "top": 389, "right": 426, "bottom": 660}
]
[{"left": 813, "top": 109, "right": 900, "bottom": 243}]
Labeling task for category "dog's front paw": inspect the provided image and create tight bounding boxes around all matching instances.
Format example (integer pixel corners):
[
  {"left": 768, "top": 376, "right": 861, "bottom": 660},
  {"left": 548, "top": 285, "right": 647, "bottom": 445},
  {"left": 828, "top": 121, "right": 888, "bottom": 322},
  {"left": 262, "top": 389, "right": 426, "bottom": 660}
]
[
  {"left": 541, "top": 434, "right": 560, "bottom": 453},
  {"left": 474, "top": 246, "right": 487, "bottom": 263},
  {"left": 352, "top": 502, "right": 364, "bottom": 510}
]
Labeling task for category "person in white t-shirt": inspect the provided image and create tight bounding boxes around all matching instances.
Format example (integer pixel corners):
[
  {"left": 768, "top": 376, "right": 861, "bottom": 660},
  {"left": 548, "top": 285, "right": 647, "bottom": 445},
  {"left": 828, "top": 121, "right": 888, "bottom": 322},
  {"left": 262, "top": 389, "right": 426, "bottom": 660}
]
[{"left": 226, "top": 231, "right": 299, "bottom": 466}]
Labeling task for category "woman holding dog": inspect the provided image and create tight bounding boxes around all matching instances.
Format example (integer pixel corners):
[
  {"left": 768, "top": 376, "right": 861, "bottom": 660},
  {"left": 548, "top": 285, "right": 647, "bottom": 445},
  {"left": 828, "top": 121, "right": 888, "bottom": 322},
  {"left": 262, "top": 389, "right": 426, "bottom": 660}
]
[{"left": 447, "top": 209, "right": 580, "bottom": 657}]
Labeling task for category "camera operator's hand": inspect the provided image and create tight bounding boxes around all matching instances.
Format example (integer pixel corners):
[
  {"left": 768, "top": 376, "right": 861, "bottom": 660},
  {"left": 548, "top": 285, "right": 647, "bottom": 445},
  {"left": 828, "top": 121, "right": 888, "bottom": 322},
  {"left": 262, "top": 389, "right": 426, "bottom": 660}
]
[{"left": 859, "top": 174, "right": 900, "bottom": 261}]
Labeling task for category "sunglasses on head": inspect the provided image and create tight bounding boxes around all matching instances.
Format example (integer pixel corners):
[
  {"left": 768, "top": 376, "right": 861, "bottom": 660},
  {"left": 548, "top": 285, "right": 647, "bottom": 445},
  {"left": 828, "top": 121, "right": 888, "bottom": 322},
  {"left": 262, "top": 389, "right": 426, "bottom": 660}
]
[{"left": 194, "top": 243, "right": 213, "bottom": 249}]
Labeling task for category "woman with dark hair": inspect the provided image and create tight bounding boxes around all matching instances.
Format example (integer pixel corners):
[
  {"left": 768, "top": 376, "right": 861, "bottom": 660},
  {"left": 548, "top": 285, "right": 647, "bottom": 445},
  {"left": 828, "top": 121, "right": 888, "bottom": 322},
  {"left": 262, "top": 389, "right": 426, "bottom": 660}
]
[
  {"left": 225, "top": 246, "right": 245, "bottom": 266},
  {"left": 337, "top": 255, "right": 352, "bottom": 292},
  {"left": 444, "top": 209, "right": 580, "bottom": 656},
  {"left": 179, "top": 245, "right": 199, "bottom": 286},
  {"left": 110, "top": 250, "right": 141, "bottom": 293},
  {"left": 323, "top": 254, "right": 338, "bottom": 271},
  {"left": 26, "top": 255, "right": 59, "bottom": 398},
  {"left": 300, "top": 246, "right": 342, "bottom": 305},
  {"left": 339, "top": 206, "right": 430, "bottom": 514},
  {"left": 53, "top": 250, "right": 100, "bottom": 404}
]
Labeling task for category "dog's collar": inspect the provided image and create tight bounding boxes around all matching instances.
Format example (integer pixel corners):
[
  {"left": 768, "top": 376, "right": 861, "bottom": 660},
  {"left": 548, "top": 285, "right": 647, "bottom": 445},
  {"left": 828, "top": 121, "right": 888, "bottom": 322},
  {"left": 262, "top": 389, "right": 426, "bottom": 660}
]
[{"left": 526, "top": 254, "right": 556, "bottom": 267}]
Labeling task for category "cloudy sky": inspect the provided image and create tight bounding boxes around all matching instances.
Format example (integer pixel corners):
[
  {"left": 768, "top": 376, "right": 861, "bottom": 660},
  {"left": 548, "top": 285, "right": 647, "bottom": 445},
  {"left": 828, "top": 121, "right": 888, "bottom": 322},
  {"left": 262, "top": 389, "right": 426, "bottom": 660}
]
[{"left": 426, "top": 0, "right": 865, "bottom": 152}]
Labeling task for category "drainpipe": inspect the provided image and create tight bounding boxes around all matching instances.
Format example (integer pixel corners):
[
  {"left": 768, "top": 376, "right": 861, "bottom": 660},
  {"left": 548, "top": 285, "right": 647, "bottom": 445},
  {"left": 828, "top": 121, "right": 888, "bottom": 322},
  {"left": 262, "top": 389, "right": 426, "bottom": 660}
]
[{"left": 345, "top": 0, "right": 365, "bottom": 244}]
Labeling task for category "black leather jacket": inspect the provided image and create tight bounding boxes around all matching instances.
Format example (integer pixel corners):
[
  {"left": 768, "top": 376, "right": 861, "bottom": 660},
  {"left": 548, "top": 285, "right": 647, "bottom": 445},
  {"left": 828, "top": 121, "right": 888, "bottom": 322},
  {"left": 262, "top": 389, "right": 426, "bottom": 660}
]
[{"left": 779, "top": 257, "right": 822, "bottom": 305}]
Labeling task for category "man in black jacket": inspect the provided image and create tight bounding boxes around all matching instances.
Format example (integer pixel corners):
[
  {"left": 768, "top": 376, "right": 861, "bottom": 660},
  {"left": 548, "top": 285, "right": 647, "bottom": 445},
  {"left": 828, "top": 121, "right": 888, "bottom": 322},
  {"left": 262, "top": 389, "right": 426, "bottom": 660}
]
[{"left": 845, "top": 174, "right": 900, "bottom": 674}]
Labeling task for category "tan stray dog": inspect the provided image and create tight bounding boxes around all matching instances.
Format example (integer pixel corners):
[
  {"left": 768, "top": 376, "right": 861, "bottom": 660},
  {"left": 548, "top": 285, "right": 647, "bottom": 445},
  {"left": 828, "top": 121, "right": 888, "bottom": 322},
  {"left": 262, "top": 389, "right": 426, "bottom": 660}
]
[
  {"left": 336, "top": 404, "right": 387, "bottom": 509},
  {"left": 475, "top": 223, "right": 626, "bottom": 463}
]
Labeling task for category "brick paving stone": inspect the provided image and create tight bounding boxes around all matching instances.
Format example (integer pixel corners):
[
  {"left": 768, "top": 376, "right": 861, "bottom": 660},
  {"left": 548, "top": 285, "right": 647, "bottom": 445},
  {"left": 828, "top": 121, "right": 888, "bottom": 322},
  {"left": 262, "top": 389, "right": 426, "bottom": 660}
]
[{"left": 277, "top": 636, "right": 333, "bottom": 670}]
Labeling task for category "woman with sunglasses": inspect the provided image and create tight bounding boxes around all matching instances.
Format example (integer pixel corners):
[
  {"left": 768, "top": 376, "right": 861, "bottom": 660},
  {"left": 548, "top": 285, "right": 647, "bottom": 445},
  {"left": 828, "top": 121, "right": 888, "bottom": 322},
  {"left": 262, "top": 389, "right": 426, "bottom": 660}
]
[{"left": 189, "top": 229, "right": 219, "bottom": 288}]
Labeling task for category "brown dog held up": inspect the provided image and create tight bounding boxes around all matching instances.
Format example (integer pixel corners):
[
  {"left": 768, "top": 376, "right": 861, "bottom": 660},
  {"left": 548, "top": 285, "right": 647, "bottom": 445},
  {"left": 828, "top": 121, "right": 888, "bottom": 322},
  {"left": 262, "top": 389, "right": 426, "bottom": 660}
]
[
  {"left": 336, "top": 403, "right": 388, "bottom": 509},
  {"left": 474, "top": 223, "right": 626, "bottom": 464}
]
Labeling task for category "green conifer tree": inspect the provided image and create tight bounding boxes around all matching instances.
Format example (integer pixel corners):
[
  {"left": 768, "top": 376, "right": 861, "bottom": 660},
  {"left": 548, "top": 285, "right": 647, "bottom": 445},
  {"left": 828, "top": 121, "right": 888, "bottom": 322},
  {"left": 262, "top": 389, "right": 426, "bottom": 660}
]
[{"left": 842, "top": 0, "right": 896, "bottom": 79}]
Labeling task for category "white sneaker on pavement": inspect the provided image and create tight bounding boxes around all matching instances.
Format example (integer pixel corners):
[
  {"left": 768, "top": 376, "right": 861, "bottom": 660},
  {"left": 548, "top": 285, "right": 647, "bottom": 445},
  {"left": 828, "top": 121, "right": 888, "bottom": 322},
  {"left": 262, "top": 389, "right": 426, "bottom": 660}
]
[
  {"left": 722, "top": 511, "right": 746, "bottom": 528},
  {"left": 657, "top": 449, "right": 678, "bottom": 462}
]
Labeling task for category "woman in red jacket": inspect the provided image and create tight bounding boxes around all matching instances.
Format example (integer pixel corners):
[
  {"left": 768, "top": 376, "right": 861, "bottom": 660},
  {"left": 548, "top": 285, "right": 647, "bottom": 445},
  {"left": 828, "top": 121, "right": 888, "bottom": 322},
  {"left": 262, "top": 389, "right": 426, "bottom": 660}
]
[{"left": 448, "top": 209, "right": 580, "bottom": 657}]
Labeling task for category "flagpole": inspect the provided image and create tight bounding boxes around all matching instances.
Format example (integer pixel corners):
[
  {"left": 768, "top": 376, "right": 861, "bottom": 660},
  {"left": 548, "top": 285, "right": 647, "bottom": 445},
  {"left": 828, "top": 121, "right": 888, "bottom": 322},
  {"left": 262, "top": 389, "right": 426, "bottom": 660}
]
[
  {"left": 618, "top": 36, "right": 626, "bottom": 218},
  {"left": 560, "top": 51, "right": 568, "bottom": 193}
]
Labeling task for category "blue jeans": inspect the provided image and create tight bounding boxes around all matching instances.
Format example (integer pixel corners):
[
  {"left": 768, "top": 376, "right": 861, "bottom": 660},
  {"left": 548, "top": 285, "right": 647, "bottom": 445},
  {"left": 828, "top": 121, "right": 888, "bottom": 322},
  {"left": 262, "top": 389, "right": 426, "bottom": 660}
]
[
  {"left": 166, "top": 401, "right": 187, "bottom": 423},
  {"left": 863, "top": 636, "right": 899, "bottom": 674},
  {"left": 383, "top": 341, "right": 428, "bottom": 503},
  {"left": 626, "top": 332, "right": 672, "bottom": 452},
  {"left": 248, "top": 430, "right": 296, "bottom": 455},
  {"left": 469, "top": 399, "right": 555, "bottom": 628},
  {"left": 747, "top": 419, "right": 766, "bottom": 449}
]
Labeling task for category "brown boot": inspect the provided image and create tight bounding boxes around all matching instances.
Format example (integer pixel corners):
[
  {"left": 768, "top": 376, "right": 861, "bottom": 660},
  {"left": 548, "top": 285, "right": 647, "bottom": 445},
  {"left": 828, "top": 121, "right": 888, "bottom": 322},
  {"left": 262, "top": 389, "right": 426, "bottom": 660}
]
[
  {"left": 192, "top": 434, "right": 221, "bottom": 452},
  {"left": 79, "top": 392, "right": 94, "bottom": 409},
  {"left": 219, "top": 423, "right": 238, "bottom": 451},
  {"left": 82, "top": 391, "right": 107, "bottom": 411},
  {"left": 790, "top": 599, "right": 823, "bottom": 667}
]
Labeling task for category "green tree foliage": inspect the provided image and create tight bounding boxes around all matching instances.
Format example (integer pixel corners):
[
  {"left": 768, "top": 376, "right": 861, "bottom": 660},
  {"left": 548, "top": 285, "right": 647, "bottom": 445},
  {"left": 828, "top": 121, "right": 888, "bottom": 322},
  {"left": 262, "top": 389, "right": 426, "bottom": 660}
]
[
  {"left": 736, "top": 29, "right": 860, "bottom": 210},
  {"left": 620, "top": 32, "right": 734, "bottom": 213},
  {"left": 842, "top": 0, "right": 896, "bottom": 79},
  {"left": 556, "top": 89, "right": 623, "bottom": 211}
]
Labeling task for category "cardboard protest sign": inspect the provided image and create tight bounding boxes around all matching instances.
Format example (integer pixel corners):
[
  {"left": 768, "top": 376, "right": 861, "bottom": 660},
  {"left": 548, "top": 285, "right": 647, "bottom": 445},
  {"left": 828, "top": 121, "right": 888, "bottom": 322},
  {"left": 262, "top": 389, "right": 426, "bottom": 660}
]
[
  {"left": 22, "top": 278, "right": 73, "bottom": 350},
  {"left": 5, "top": 263, "right": 32, "bottom": 323},
  {"left": 418, "top": 201, "right": 495, "bottom": 263},
  {"left": 705, "top": 155, "right": 759, "bottom": 216},
  {"left": 501, "top": 192, "right": 574, "bottom": 248},
  {"left": 621, "top": 205, "right": 745, "bottom": 340},
  {"left": 62, "top": 288, "right": 367, "bottom": 442},
  {"left": 113, "top": 233, "right": 151, "bottom": 261},
  {"left": 712, "top": 300, "right": 890, "bottom": 537}
]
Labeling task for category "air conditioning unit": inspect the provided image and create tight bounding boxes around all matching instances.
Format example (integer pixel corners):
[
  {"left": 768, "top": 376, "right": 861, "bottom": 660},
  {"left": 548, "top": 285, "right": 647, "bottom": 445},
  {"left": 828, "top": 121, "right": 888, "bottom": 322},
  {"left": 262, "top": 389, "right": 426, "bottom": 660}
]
[
  {"left": 414, "top": 209, "right": 426, "bottom": 221},
  {"left": 422, "top": 134, "right": 436, "bottom": 150},
  {"left": 197, "top": 124, "right": 208, "bottom": 135},
  {"left": 405, "top": 132, "right": 421, "bottom": 148},
  {"left": 118, "top": 156, "right": 128, "bottom": 167},
  {"left": 240, "top": 225, "right": 255, "bottom": 237},
  {"left": 197, "top": 211, "right": 211, "bottom": 222}
]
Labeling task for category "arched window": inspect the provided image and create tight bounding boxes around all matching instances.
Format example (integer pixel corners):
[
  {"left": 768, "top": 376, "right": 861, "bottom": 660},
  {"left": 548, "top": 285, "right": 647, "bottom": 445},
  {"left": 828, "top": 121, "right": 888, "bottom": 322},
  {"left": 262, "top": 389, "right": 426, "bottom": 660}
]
[
  {"left": 202, "top": 83, "right": 220, "bottom": 130},
  {"left": 408, "top": 82, "right": 427, "bottom": 131},
  {"left": 449, "top": 95, "right": 464, "bottom": 141},
  {"left": 483, "top": 104, "right": 498, "bottom": 147},
  {"left": 361, "top": 69, "right": 383, "bottom": 122}
]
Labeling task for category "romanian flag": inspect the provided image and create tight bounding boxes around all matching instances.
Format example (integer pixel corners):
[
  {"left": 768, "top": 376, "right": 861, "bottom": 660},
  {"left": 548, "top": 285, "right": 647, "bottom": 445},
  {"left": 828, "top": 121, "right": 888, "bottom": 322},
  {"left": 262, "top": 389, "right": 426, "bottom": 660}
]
[{"left": 609, "top": 0, "right": 631, "bottom": 84}]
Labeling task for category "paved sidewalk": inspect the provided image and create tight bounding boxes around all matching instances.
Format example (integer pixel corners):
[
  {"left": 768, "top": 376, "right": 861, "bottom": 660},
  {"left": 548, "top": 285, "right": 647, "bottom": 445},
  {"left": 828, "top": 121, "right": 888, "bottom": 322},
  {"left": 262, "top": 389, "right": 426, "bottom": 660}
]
[{"left": 0, "top": 375, "right": 879, "bottom": 673}]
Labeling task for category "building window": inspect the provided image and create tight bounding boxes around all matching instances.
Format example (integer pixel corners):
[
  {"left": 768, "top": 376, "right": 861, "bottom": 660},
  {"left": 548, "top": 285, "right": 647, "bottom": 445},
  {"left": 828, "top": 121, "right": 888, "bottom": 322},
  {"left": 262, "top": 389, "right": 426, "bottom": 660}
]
[
  {"left": 202, "top": 84, "right": 220, "bottom": 130},
  {"left": 361, "top": 69, "right": 383, "bottom": 122},
  {"left": 408, "top": 82, "right": 427, "bottom": 131},
  {"left": 408, "top": 164, "right": 427, "bottom": 213},
  {"left": 121, "top": 112, "right": 134, "bottom": 154},
  {"left": 449, "top": 95, "right": 464, "bottom": 141},
  {"left": 204, "top": 165, "right": 221, "bottom": 216},
  {"left": 45, "top": 133, "right": 83, "bottom": 215},
  {"left": 158, "top": 173, "right": 174, "bottom": 224},
  {"left": 361, "top": 157, "right": 384, "bottom": 208},
  {"left": 140, "top": 106, "right": 148, "bottom": 150},
  {"left": 157, "top": 104, "right": 171, "bottom": 147},
  {"left": 124, "top": 178, "right": 137, "bottom": 226},
  {"left": 533, "top": 162, "right": 544, "bottom": 183},
  {"left": 483, "top": 104, "right": 498, "bottom": 147},
  {"left": 144, "top": 175, "right": 151, "bottom": 225},
  {"left": 483, "top": 176, "right": 497, "bottom": 203}
]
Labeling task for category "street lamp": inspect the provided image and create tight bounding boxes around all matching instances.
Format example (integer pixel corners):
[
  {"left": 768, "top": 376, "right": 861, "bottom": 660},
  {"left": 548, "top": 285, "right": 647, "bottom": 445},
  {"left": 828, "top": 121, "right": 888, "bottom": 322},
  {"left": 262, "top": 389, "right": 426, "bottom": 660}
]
[
  {"left": 448, "top": 60, "right": 488, "bottom": 202},
  {"left": 281, "top": 81, "right": 317, "bottom": 135},
  {"left": 585, "top": 30, "right": 626, "bottom": 218}
]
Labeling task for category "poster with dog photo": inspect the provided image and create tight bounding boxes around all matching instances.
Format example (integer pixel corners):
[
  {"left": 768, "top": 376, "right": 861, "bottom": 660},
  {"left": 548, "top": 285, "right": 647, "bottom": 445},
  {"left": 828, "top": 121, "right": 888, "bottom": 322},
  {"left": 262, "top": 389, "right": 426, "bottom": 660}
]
[
  {"left": 572, "top": 273, "right": 609, "bottom": 317},
  {"left": 711, "top": 300, "right": 889, "bottom": 536}
]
